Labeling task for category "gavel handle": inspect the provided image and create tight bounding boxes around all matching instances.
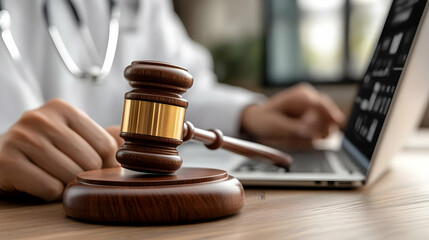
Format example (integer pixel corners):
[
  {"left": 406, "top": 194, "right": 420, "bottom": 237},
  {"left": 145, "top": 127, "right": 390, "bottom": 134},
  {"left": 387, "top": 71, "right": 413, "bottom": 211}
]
[{"left": 183, "top": 121, "right": 292, "bottom": 169}]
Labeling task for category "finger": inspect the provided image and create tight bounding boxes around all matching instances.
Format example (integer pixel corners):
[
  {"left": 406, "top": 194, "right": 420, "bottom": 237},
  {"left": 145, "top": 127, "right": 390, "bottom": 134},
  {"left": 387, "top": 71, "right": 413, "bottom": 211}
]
[
  {"left": 50, "top": 100, "right": 118, "bottom": 168},
  {"left": 5, "top": 151, "right": 64, "bottom": 201},
  {"left": 263, "top": 112, "right": 314, "bottom": 140},
  {"left": 103, "top": 126, "right": 123, "bottom": 168},
  {"left": 67, "top": 115, "right": 117, "bottom": 166},
  {"left": 271, "top": 84, "right": 345, "bottom": 126},
  {"left": 13, "top": 132, "right": 84, "bottom": 184},
  {"left": 47, "top": 126, "right": 104, "bottom": 171},
  {"left": 270, "top": 83, "right": 319, "bottom": 117},
  {"left": 105, "top": 125, "right": 124, "bottom": 148},
  {"left": 301, "top": 110, "right": 331, "bottom": 139},
  {"left": 314, "top": 94, "right": 345, "bottom": 126},
  {"left": 319, "top": 124, "right": 330, "bottom": 138}
]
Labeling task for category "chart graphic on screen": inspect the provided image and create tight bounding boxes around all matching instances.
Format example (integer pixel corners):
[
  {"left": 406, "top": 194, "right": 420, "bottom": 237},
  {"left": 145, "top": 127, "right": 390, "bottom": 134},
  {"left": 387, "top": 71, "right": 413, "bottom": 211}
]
[{"left": 345, "top": 0, "right": 427, "bottom": 160}]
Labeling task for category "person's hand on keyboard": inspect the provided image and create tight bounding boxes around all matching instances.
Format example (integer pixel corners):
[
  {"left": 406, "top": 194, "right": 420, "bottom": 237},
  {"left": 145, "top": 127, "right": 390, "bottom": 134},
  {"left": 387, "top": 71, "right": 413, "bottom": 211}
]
[{"left": 240, "top": 83, "right": 345, "bottom": 148}]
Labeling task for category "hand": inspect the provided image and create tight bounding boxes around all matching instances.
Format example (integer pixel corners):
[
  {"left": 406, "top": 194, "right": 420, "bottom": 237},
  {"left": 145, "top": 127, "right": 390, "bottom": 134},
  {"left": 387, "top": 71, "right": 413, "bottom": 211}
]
[
  {"left": 0, "top": 99, "right": 120, "bottom": 201},
  {"left": 240, "top": 83, "right": 345, "bottom": 148}
]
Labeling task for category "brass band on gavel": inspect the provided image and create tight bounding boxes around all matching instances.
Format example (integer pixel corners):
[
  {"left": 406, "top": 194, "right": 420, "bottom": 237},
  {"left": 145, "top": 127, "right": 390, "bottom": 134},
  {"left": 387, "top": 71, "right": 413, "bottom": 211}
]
[{"left": 121, "top": 99, "right": 186, "bottom": 140}]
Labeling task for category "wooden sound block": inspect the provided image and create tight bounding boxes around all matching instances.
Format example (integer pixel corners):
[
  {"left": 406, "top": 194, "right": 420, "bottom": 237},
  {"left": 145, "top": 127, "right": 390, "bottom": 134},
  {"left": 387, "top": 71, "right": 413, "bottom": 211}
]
[{"left": 63, "top": 167, "right": 244, "bottom": 224}]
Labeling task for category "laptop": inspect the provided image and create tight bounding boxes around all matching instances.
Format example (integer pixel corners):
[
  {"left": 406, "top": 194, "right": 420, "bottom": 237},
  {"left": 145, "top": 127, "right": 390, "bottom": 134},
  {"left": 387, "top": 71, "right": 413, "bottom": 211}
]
[{"left": 182, "top": 0, "right": 429, "bottom": 187}]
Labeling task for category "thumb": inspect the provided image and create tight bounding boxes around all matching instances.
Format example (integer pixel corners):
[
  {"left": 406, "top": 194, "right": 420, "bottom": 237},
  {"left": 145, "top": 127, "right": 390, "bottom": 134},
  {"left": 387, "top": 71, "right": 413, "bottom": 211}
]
[
  {"left": 105, "top": 125, "right": 124, "bottom": 148},
  {"left": 104, "top": 125, "right": 122, "bottom": 168}
]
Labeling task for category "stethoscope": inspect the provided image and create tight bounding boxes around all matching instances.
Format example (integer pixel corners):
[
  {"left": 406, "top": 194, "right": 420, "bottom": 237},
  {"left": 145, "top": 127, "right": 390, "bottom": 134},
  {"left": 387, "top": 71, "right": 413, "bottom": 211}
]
[{"left": 0, "top": 0, "right": 120, "bottom": 83}]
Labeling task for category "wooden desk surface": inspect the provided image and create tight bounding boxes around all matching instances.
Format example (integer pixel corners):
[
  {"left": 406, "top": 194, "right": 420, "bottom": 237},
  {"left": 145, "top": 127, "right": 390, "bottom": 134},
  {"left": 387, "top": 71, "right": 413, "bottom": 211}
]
[{"left": 1, "top": 137, "right": 429, "bottom": 239}]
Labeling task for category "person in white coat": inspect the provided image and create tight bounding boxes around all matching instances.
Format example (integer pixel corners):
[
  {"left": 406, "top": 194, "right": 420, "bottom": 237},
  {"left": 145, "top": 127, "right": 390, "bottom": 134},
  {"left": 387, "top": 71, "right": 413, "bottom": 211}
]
[{"left": 0, "top": 0, "right": 344, "bottom": 200}]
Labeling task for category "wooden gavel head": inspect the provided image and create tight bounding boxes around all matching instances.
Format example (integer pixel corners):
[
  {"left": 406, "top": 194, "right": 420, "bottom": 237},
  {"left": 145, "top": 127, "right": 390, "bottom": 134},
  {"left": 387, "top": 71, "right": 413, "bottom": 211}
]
[{"left": 116, "top": 61, "right": 193, "bottom": 174}]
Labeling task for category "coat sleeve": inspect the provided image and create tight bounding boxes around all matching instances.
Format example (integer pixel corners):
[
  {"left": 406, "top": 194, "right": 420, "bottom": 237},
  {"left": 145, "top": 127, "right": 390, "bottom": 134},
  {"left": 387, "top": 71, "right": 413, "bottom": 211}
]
[
  {"left": 0, "top": 51, "right": 44, "bottom": 134},
  {"left": 133, "top": 0, "right": 266, "bottom": 136}
]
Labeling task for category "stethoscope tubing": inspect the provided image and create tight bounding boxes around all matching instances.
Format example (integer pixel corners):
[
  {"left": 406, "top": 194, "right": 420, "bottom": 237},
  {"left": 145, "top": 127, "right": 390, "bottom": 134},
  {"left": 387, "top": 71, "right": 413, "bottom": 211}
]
[
  {"left": 42, "top": 0, "right": 120, "bottom": 82},
  {"left": 0, "top": 0, "right": 120, "bottom": 85}
]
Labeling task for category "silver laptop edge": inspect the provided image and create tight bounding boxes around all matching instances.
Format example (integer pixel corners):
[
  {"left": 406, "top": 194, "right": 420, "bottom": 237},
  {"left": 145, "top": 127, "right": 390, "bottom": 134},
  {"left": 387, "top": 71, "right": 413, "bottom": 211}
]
[{"left": 365, "top": 2, "right": 429, "bottom": 186}]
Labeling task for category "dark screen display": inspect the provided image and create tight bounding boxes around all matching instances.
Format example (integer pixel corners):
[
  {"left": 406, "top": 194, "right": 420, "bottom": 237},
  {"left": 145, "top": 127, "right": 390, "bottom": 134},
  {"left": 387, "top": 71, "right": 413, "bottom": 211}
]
[{"left": 344, "top": 0, "right": 427, "bottom": 160}]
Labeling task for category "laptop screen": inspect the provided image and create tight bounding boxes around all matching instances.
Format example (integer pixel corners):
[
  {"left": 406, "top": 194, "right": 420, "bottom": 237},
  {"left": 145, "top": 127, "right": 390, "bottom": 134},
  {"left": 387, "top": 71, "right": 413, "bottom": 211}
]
[{"left": 344, "top": 0, "right": 428, "bottom": 161}]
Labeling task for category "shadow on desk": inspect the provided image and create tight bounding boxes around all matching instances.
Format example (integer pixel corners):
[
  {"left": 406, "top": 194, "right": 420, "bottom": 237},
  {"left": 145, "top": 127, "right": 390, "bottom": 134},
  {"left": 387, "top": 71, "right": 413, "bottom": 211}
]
[{"left": 0, "top": 190, "right": 47, "bottom": 205}]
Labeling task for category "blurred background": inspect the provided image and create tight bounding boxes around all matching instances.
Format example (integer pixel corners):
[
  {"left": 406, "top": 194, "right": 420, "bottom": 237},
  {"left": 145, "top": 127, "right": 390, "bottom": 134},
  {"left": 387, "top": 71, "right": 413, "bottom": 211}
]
[{"left": 173, "top": 0, "right": 429, "bottom": 127}]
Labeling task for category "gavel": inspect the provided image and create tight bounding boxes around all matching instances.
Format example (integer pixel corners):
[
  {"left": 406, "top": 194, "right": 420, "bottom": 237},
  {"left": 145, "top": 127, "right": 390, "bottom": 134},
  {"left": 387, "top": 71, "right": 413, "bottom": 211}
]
[
  {"left": 63, "top": 60, "right": 292, "bottom": 223},
  {"left": 115, "top": 61, "right": 292, "bottom": 174}
]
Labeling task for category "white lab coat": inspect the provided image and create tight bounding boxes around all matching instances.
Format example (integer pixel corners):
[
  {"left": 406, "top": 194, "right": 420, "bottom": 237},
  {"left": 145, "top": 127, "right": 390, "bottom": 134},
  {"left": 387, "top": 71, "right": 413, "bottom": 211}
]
[{"left": 0, "top": 0, "right": 263, "bottom": 136}]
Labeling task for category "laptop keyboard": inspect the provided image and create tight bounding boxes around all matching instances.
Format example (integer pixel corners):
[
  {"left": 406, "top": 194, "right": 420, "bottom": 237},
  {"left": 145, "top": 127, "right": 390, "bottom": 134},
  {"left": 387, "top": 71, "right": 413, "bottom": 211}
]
[{"left": 234, "top": 151, "right": 334, "bottom": 173}]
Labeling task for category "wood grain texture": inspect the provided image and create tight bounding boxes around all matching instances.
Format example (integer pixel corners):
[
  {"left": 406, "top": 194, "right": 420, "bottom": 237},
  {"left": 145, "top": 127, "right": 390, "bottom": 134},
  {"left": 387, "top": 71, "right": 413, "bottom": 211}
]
[
  {"left": 117, "top": 61, "right": 193, "bottom": 173},
  {"left": 117, "top": 133, "right": 183, "bottom": 173},
  {"left": 183, "top": 121, "right": 293, "bottom": 169},
  {"left": 123, "top": 61, "right": 193, "bottom": 108},
  {"left": 1, "top": 149, "right": 429, "bottom": 239},
  {"left": 124, "top": 61, "right": 193, "bottom": 93},
  {"left": 62, "top": 167, "right": 244, "bottom": 223}
]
